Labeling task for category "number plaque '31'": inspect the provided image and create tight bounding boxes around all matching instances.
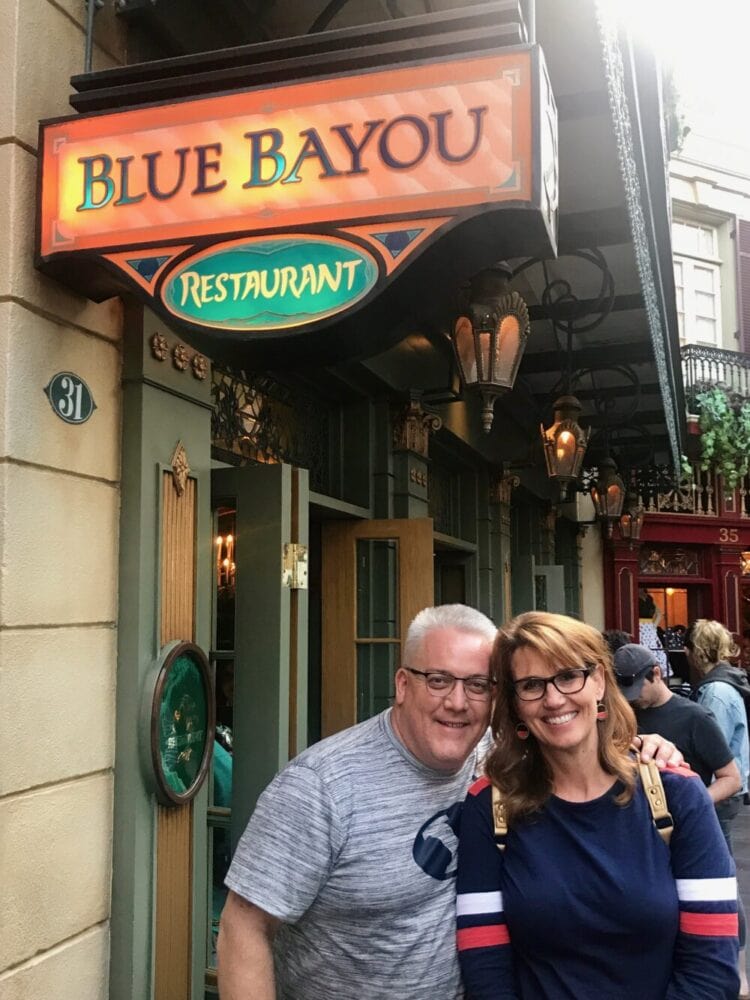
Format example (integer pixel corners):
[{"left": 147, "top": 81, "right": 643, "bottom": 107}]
[{"left": 44, "top": 371, "right": 96, "bottom": 425}]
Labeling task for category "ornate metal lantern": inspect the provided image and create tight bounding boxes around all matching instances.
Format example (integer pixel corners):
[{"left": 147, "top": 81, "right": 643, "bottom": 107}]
[
  {"left": 590, "top": 456, "right": 626, "bottom": 536},
  {"left": 619, "top": 492, "right": 645, "bottom": 545},
  {"left": 541, "top": 394, "right": 591, "bottom": 501},
  {"left": 451, "top": 265, "right": 531, "bottom": 433}
]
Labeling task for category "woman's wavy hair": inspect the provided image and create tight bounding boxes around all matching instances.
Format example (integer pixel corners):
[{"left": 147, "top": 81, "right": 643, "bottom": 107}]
[
  {"left": 685, "top": 619, "right": 739, "bottom": 674},
  {"left": 485, "top": 611, "right": 637, "bottom": 825}
]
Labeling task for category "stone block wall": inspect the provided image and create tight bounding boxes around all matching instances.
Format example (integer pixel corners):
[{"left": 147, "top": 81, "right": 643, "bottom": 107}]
[{"left": 0, "top": 2, "right": 126, "bottom": 996}]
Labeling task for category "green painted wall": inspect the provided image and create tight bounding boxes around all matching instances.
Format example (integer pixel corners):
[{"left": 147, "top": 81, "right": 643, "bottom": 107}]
[{"left": 111, "top": 305, "right": 212, "bottom": 1000}]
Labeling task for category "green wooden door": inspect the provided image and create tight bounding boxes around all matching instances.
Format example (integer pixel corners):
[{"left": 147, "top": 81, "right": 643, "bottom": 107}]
[{"left": 205, "top": 463, "right": 308, "bottom": 991}]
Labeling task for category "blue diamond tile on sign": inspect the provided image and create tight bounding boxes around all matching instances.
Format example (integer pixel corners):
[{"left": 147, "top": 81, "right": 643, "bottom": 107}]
[
  {"left": 126, "top": 256, "right": 171, "bottom": 282},
  {"left": 372, "top": 229, "right": 423, "bottom": 259}
]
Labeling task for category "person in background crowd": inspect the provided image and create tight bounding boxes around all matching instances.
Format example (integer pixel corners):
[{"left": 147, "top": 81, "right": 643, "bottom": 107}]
[
  {"left": 638, "top": 590, "right": 669, "bottom": 676},
  {"left": 218, "top": 604, "right": 685, "bottom": 1000},
  {"left": 457, "top": 612, "right": 738, "bottom": 999},
  {"left": 602, "top": 629, "right": 632, "bottom": 654},
  {"left": 688, "top": 619, "right": 750, "bottom": 996},
  {"left": 614, "top": 642, "right": 741, "bottom": 803}
]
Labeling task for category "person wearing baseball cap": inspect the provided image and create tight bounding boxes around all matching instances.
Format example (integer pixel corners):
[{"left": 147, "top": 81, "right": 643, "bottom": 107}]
[{"left": 613, "top": 643, "right": 741, "bottom": 802}]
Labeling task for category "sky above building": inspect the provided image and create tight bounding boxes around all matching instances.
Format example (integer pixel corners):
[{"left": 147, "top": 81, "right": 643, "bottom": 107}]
[{"left": 606, "top": 0, "right": 750, "bottom": 172}]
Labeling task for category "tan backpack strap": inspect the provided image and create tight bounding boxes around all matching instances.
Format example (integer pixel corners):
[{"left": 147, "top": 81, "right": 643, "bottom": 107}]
[
  {"left": 491, "top": 784, "right": 508, "bottom": 851},
  {"left": 638, "top": 761, "right": 674, "bottom": 846}
]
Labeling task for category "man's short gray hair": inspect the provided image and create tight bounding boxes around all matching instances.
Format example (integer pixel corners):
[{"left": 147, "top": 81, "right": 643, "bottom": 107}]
[{"left": 403, "top": 604, "right": 497, "bottom": 663}]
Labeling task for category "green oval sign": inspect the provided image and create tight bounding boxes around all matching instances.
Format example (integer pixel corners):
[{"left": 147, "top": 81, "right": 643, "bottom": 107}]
[
  {"left": 150, "top": 641, "right": 214, "bottom": 806},
  {"left": 161, "top": 235, "right": 379, "bottom": 331}
]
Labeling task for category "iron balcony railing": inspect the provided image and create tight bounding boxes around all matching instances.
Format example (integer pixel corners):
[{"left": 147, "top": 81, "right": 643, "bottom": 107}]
[
  {"left": 632, "top": 461, "right": 750, "bottom": 519},
  {"left": 681, "top": 344, "right": 750, "bottom": 404},
  {"left": 633, "top": 463, "right": 718, "bottom": 517}
]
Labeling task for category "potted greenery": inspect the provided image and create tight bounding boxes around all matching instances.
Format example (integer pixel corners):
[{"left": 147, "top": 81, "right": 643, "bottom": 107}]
[{"left": 693, "top": 386, "right": 750, "bottom": 488}]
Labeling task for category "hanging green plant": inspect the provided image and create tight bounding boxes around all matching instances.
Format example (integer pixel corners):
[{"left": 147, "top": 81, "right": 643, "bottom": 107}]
[{"left": 694, "top": 386, "right": 750, "bottom": 489}]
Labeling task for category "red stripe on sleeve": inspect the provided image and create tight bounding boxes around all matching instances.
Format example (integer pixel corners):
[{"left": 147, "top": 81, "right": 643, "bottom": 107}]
[
  {"left": 468, "top": 776, "right": 491, "bottom": 796},
  {"left": 457, "top": 924, "right": 511, "bottom": 951},
  {"left": 680, "top": 911, "right": 739, "bottom": 937}
]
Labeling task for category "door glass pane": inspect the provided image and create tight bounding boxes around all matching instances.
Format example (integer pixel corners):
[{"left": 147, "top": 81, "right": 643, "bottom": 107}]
[
  {"left": 208, "top": 504, "right": 237, "bottom": 977},
  {"left": 215, "top": 507, "right": 236, "bottom": 650},
  {"left": 356, "top": 539, "right": 398, "bottom": 638},
  {"left": 357, "top": 643, "right": 400, "bottom": 721}
]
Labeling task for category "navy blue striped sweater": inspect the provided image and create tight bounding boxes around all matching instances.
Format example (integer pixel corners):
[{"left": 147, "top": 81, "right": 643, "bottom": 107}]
[{"left": 457, "top": 767, "right": 739, "bottom": 999}]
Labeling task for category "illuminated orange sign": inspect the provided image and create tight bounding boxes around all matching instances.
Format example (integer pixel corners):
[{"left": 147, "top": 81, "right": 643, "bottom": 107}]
[{"left": 39, "top": 51, "right": 534, "bottom": 259}]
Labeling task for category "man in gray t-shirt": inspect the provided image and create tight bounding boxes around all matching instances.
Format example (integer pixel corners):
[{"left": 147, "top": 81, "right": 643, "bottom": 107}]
[
  {"left": 218, "top": 605, "right": 684, "bottom": 1000},
  {"left": 219, "top": 604, "right": 496, "bottom": 999}
]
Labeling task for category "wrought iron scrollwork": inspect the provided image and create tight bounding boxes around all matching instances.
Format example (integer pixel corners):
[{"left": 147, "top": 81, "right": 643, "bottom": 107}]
[{"left": 211, "top": 367, "right": 331, "bottom": 494}]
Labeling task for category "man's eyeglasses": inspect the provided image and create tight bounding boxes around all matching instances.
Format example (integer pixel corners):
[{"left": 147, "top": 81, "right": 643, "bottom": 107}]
[
  {"left": 511, "top": 666, "right": 593, "bottom": 702},
  {"left": 403, "top": 667, "right": 495, "bottom": 702}
]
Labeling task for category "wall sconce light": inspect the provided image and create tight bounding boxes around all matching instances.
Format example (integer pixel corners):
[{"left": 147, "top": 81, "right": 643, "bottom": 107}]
[
  {"left": 451, "top": 264, "right": 531, "bottom": 433},
  {"left": 590, "top": 456, "right": 626, "bottom": 537},
  {"left": 541, "top": 394, "right": 591, "bottom": 501},
  {"left": 215, "top": 533, "right": 236, "bottom": 591},
  {"left": 619, "top": 492, "right": 644, "bottom": 546}
]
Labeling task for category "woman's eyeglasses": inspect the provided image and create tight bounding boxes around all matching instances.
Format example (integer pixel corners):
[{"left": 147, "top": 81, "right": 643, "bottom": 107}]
[{"left": 511, "top": 666, "right": 593, "bottom": 701}]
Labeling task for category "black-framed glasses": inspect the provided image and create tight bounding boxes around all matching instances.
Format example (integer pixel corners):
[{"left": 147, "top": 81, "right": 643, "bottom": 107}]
[
  {"left": 403, "top": 667, "right": 495, "bottom": 702},
  {"left": 511, "top": 666, "right": 593, "bottom": 702}
]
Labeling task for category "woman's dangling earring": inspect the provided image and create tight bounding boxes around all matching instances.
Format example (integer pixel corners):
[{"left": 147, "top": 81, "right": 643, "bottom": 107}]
[
  {"left": 515, "top": 722, "right": 530, "bottom": 740},
  {"left": 596, "top": 701, "right": 608, "bottom": 721}
]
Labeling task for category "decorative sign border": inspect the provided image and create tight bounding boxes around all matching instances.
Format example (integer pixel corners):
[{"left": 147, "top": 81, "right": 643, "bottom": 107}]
[
  {"left": 148, "top": 640, "right": 215, "bottom": 807},
  {"left": 36, "top": 46, "right": 557, "bottom": 345},
  {"left": 39, "top": 51, "right": 532, "bottom": 258}
]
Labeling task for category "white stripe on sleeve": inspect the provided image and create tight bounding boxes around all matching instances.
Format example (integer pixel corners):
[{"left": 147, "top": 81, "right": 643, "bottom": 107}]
[
  {"left": 456, "top": 891, "right": 504, "bottom": 916},
  {"left": 675, "top": 877, "right": 737, "bottom": 902}
]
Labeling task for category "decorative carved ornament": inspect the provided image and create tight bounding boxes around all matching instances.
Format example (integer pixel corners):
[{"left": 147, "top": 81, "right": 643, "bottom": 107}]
[
  {"left": 150, "top": 331, "right": 208, "bottom": 380},
  {"left": 170, "top": 440, "right": 191, "bottom": 497},
  {"left": 489, "top": 471, "right": 520, "bottom": 505},
  {"left": 172, "top": 344, "right": 189, "bottom": 371},
  {"left": 639, "top": 546, "right": 700, "bottom": 576},
  {"left": 150, "top": 332, "right": 168, "bottom": 361},
  {"left": 392, "top": 399, "right": 442, "bottom": 457},
  {"left": 191, "top": 353, "right": 208, "bottom": 380}
]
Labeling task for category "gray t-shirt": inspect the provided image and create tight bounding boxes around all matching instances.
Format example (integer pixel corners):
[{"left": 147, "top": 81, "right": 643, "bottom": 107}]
[{"left": 226, "top": 709, "right": 486, "bottom": 999}]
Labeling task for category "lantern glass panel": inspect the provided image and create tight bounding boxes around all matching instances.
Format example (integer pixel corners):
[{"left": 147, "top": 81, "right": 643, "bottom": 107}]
[
  {"left": 454, "top": 317, "right": 476, "bottom": 384},
  {"left": 477, "top": 330, "right": 491, "bottom": 382},
  {"left": 554, "top": 427, "right": 577, "bottom": 478},
  {"left": 590, "top": 483, "right": 602, "bottom": 515},
  {"left": 605, "top": 482, "right": 624, "bottom": 518},
  {"left": 493, "top": 315, "right": 521, "bottom": 385}
]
